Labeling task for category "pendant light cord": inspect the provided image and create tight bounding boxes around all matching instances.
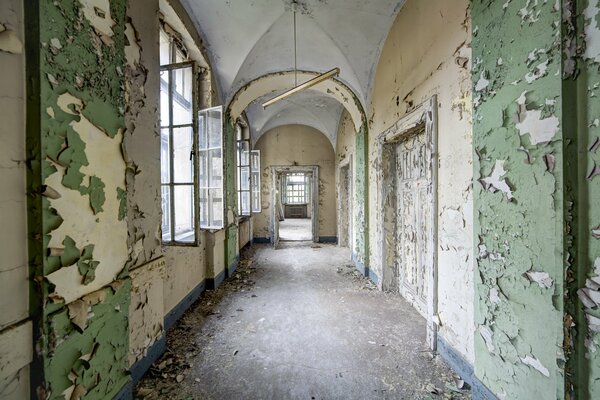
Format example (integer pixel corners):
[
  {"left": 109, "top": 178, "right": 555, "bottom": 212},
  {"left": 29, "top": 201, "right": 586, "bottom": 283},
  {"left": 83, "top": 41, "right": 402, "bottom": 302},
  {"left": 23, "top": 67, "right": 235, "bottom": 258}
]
[{"left": 293, "top": 2, "right": 298, "bottom": 87}]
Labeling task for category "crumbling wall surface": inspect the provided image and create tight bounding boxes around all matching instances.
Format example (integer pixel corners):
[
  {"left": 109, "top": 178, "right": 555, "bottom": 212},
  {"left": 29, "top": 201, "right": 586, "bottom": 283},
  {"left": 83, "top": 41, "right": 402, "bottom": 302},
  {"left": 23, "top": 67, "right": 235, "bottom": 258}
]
[
  {"left": 124, "top": 0, "right": 166, "bottom": 367},
  {"left": 368, "top": 0, "right": 474, "bottom": 362},
  {"left": 335, "top": 110, "right": 356, "bottom": 251},
  {"left": 26, "top": 0, "right": 132, "bottom": 397},
  {"left": 472, "top": 1, "right": 566, "bottom": 398},
  {"left": 124, "top": 0, "right": 161, "bottom": 270},
  {"left": 0, "top": 0, "right": 31, "bottom": 398},
  {"left": 225, "top": 119, "right": 239, "bottom": 267},
  {"left": 254, "top": 125, "right": 337, "bottom": 239}
]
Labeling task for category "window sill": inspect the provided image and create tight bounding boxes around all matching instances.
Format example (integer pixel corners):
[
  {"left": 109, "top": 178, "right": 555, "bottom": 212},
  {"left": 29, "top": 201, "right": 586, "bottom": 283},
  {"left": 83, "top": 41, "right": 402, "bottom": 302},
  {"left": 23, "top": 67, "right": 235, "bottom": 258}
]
[{"left": 237, "top": 215, "right": 251, "bottom": 223}]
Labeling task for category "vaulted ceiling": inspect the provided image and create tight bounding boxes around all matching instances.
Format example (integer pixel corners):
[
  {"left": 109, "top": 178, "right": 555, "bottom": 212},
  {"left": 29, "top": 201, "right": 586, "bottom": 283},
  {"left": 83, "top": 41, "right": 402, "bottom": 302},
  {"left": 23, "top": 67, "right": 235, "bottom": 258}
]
[{"left": 181, "top": 0, "right": 405, "bottom": 145}]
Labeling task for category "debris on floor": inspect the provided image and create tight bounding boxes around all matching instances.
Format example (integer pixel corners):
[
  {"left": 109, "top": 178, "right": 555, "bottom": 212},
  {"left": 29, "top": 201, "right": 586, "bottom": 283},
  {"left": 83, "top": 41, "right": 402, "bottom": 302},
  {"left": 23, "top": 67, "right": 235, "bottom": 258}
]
[{"left": 135, "top": 244, "right": 470, "bottom": 399}]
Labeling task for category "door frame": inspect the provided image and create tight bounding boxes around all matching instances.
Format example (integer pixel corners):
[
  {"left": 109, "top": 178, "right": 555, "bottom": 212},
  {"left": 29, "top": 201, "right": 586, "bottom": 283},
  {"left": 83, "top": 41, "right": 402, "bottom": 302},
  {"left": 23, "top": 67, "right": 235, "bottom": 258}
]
[
  {"left": 376, "top": 96, "right": 439, "bottom": 350},
  {"left": 270, "top": 165, "right": 320, "bottom": 246},
  {"left": 337, "top": 155, "right": 353, "bottom": 249}
]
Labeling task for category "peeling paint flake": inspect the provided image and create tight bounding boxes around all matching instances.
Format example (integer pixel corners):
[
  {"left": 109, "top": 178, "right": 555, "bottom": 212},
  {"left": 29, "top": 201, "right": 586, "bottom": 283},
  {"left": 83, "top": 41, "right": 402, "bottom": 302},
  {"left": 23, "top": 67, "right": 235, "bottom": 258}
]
[
  {"left": 0, "top": 24, "right": 23, "bottom": 54},
  {"left": 78, "top": 0, "right": 116, "bottom": 42},
  {"left": 515, "top": 92, "right": 559, "bottom": 145},
  {"left": 480, "top": 160, "right": 514, "bottom": 200},
  {"left": 520, "top": 354, "right": 550, "bottom": 377},
  {"left": 523, "top": 270, "right": 553, "bottom": 289},
  {"left": 584, "top": 0, "right": 600, "bottom": 62}
]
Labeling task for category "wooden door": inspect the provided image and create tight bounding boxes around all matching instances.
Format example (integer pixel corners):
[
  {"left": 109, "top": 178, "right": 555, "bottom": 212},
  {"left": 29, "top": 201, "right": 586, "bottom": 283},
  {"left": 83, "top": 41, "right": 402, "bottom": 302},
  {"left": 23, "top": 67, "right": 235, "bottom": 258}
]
[{"left": 395, "top": 127, "right": 432, "bottom": 317}]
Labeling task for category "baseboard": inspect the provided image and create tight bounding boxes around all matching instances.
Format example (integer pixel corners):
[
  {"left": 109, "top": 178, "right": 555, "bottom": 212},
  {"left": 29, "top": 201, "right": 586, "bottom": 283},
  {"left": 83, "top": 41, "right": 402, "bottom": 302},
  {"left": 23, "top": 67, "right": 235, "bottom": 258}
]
[
  {"left": 226, "top": 256, "right": 240, "bottom": 278},
  {"left": 164, "top": 280, "right": 206, "bottom": 331},
  {"left": 253, "top": 237, "right": 271, "bottom": 244},
  {"left": 130, "top": 336, "right": 167, "bottom": 385},
  {"left": 437, "top": 336, "right": 497, "bottom": 400},
  {"left": 113, "top": 380, "right": 133, "bottom": 400},
  {"left": 207, "top": 269, "right": 226, "bottom": 290},
  {"left": 366, "top": 268, "right": 380, "bottom": 286},
  {"left": 351, "top": 252, "right": 367, "bottom": 276},
  {"left": 318, "top": 236, "right": 338, "bottom": 243}
]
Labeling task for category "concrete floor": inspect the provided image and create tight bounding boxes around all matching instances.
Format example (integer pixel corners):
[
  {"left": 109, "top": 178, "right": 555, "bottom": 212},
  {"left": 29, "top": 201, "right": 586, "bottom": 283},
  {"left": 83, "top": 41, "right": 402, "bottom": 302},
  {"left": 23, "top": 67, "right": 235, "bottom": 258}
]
[
  {"left": 279, "top": 218, "right": 312, "bottom": 241},
  {"left": 137, "top": 243, "right": 469, "bottom": 399}
]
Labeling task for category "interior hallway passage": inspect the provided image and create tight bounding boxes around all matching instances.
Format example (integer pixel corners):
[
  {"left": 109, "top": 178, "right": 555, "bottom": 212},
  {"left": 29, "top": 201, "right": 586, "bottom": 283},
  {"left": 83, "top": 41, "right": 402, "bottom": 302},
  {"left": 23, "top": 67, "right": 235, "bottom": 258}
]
[
  {"left": 136, "top": 244, "right": 470, "bottom": 399},
  {"left": 279, "top": 219, "right": 313, "bottom": 241}
]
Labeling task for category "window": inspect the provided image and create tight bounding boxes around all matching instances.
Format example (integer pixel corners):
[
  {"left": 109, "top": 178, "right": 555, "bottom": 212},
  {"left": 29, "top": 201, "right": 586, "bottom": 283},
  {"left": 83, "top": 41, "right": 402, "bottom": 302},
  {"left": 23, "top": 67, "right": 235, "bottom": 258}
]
[
  {"left": 199, "top": 106, "right": 224, "bottom": 229},
  {"left": 236, "top": 125, "right": 261, "bottom": 217},
  {"left": 250, "top": 150, "right": 261, "bottom": 213},
  {"left": 283, "top": 173, "right": 309, "bottom": 204},
  {"left": 160, "top": 26, "right": 197, "bottom": 244},
  {"left": 237, "top": 126, "right": 251, "bottom": 216}
]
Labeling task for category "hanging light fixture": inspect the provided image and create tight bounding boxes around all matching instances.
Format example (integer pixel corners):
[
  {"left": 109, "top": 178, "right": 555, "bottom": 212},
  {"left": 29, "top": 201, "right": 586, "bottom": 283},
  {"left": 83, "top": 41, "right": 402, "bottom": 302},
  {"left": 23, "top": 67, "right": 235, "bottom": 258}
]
[{"left": 262, "top": 1, "right": 340, "bottom": 109}]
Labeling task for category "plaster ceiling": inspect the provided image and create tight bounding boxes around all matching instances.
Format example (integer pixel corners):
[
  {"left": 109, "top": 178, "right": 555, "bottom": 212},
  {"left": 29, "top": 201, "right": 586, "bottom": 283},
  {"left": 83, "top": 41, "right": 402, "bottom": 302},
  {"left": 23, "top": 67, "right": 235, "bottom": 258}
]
[{"left": 181, "top": 0, "right": 405, "bottom": 144}]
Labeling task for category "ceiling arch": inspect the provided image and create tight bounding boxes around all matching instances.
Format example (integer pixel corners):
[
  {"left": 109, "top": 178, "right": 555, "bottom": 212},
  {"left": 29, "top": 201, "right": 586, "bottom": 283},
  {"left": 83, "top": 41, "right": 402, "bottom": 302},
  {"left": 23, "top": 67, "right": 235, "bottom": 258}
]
[{"left": 181, "top": 0, "right": 406, "bottom": 107}]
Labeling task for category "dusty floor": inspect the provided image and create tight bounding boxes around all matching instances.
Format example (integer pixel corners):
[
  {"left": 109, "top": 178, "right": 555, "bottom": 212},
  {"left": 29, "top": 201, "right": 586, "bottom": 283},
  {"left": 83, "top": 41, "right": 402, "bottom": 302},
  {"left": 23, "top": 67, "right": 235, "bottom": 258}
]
[
  {"left": 279, "top": 218, "right": 312, "bottom": 241},
  {"left": 136, "top": 243, "right": 470, "bottom": 400}
]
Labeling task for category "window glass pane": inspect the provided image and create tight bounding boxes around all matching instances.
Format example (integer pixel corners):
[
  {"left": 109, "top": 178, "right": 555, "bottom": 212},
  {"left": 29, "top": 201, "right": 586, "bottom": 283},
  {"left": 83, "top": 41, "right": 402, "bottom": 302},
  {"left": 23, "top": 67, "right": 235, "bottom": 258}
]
[
  {"left": 198, "top": 150, "right": 208, "bottom": 188},
  {"left": 160, "top": 70, "right": 170, "bottom": 126},
  {"left": 172, "top": 66, "right": 193, "bottom": 125},
  {"left": 160, "top": 128, "right": 170, "bottom": 184},
  {"left": 199, "top": 188, "right": 209, "bottom": 228},
  {"left": 161, "top": 185, "right": 171, "bottom": 241},
  {"left": 174, "top": 185, "right": 195, "bottom": 243},
  {"left": 209, "top": 188, "right": 223, "bottom": 227},
  {"left": 209, "top": 149, "right": 222, "bottom": 188},
  {"left": 240, "top": 166, "right": 250, "bottom": 191},
  {"left": 240, "top": 191, "right": 251, "bottom": 216},
  {"left": 173, "top": 126, "right": 194, "bottom": 183},
  {"left": 160, "top": 30, "right": 171, "bottom": 65},
  {"left": 207, "top": 110, "right": 221, "bottom": 148}
]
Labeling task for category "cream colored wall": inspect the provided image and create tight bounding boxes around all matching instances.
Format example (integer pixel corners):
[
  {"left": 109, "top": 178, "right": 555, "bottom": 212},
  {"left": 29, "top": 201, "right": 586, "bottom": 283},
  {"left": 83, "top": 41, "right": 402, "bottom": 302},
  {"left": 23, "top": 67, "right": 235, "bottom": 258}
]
[
  {"left": 239, "top": 219, "right": 251, "bottom": 249},
  {"left": 367, "top": 0, "right": 474, "bottom": 362},
  {"left": 254, "top": 125, "right": 336, "bottom": 239},
  {"left": 0, "top": 1, "right": 31, "bottom": 398},
  {"left": 335, "top": 110, "right": 358, "bottom": 253}
]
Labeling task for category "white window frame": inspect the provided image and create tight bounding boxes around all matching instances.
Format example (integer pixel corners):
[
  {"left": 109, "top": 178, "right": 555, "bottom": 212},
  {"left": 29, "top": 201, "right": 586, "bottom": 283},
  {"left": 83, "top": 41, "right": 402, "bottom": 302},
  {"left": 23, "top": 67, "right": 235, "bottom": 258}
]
[
  {"left": 237, "top": 128, "right": 251, "bottom": 217},
  {"left": 198, "top": 106, "right": 224, "bottom": 230},
  {"left": 250, "top": 150, "right": 261, "bottom": 213}
]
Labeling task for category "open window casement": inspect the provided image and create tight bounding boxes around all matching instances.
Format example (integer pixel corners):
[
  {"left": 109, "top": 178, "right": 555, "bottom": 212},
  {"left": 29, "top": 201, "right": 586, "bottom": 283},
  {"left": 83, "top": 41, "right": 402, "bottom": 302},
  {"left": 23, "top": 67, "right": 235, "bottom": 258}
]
[
  {"left": 198, "top": 106, "right": 224, "bottom": 230},
  {"left": 251, "top": 150, "right": 261, "bottom": 213}
]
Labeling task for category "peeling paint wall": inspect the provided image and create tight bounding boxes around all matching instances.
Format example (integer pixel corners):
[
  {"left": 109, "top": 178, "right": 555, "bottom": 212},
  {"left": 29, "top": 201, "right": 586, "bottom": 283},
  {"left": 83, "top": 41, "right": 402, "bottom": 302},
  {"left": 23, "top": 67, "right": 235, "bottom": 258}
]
[
  {"left": 123, "top": 0, "right": 168, "bottom": 367},
  {"left": 0, "top": 0, "right": 31, "bottom": 398},
  {"left": 472, "top": 1, "right": 566, "bottom": 398},
  {"left": 254, "top": 125, "right": 337, "bottom": 239},
  {"left": 368, "top": 0, "right": 474, "bottom": 362},
  {"left": 26, "top": 0, "right": 132, "bottom": 397}
]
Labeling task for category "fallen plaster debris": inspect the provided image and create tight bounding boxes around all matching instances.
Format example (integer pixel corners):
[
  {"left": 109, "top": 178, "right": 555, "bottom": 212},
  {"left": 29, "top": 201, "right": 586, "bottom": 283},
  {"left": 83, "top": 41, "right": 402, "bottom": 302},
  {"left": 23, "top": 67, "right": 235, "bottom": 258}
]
[
  {"left": 523, "top": 270, "right": 553, "bottom": 289},
  {"left": 480, "top": 160, "right": 514, "bottom": 200},
  {"left": 0, "top": 24, "right": 23, "bottom": 54},
  {"left": 515, "top": 91, "right": 559, "bottom": 145},
  {"left": 520, "top": 355, "right": 550, "bottom": 377}
]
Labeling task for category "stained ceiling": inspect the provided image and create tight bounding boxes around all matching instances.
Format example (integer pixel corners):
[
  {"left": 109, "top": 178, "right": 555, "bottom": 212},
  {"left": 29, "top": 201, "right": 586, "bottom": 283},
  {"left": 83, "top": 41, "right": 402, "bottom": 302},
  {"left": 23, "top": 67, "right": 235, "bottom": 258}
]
[{"left": 181, "top": 0, "right": 405, "bottom": 145}]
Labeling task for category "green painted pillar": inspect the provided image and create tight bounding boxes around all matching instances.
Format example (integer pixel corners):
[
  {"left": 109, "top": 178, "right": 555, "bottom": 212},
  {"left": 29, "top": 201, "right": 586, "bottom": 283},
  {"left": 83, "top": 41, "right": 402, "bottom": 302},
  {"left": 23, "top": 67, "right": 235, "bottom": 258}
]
[
  {"left": 26, "top": 1, "right": 131, "bottom": 398},
  {"left": 472, "top": 0, "right": 600, "bottom": 398}
]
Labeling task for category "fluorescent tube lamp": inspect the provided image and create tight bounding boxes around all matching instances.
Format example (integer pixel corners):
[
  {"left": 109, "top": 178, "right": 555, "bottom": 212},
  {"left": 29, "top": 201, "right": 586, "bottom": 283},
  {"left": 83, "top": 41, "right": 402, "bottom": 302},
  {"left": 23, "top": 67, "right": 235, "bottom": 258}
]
[{"left": 262, "top": 67, "right": 340, "bottom": 109}]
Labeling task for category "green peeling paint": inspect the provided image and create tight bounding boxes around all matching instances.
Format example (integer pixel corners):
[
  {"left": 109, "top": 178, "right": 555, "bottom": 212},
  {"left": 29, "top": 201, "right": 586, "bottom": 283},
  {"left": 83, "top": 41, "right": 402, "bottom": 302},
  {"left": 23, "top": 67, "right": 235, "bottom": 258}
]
[
  {"left": 45, "top": 281, "right": 131, "bottom": 400},
  {"left": 224, "top": 116, "right": 239, "bottom": 268},
  {"left": 26, "top": 0, "right": 131, "bottom": 397},
  {"left": 472, "top": 0, "right": 600, "bottom": 398},
  {"left": 354, "top": 123, "right": 369, "bottom": 267},
  {"left": 472, "top": 1, "right": 565, "bottom": 398}
]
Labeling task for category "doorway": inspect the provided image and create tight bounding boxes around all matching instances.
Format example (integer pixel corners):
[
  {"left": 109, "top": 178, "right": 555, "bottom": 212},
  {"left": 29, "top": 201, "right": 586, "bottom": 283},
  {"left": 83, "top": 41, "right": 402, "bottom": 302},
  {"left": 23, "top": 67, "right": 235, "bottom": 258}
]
[
  {"left": 338, "top": 158, "right": 353, "bottom": 248},
  {"left": 378, "top": 96, "right": 438, "bottom": 350},
  {"left": 271, "top": 166, "right": 319, "bottom": 246}
]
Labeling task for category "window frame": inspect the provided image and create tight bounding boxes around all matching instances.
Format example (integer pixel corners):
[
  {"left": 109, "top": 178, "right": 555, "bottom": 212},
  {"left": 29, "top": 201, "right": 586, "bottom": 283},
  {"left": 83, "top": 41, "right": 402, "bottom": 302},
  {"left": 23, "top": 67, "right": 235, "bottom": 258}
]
[
  {"left": 250, "top": 150, "right": 261, "bottom": 213},
  {"left": 160, "top": 21, "right": 200, "bottom": 246},
  {"left": 198, "top": 105, "right": 224, "bottom": 230},
  {"left": 237, "top": 126, "right": 252, "bottom": 217}
]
